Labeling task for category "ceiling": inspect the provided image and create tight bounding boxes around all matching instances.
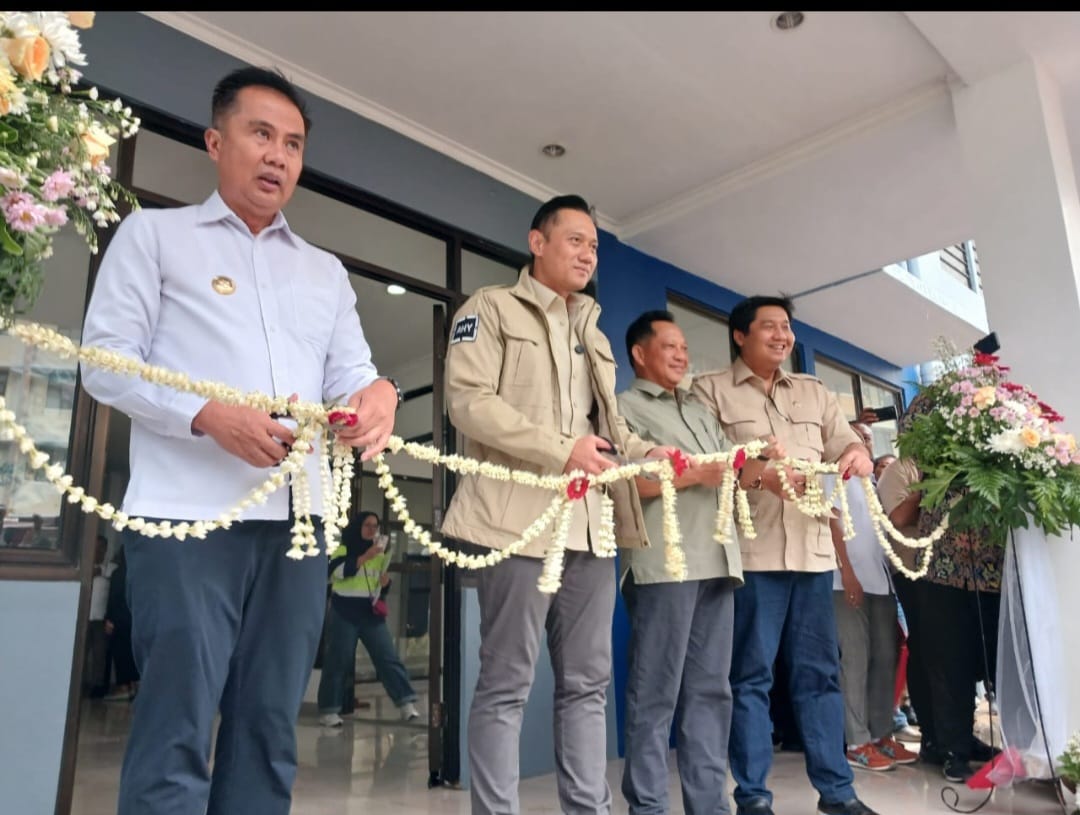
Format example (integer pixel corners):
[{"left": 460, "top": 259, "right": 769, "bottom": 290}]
[{"left": 143, "top": 11, "right": 1080, "bottom": 367}]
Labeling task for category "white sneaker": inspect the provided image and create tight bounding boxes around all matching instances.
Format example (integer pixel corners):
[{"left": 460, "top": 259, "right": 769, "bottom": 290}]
[
  {"left": 319, "top": 713, "right": 343, "bottom": 727},
  {"left": 894, "top": 725, "right": 922, "bottom": 743},
  {"left": 401, "top": 702, "right": 420, "bottom": 721}
]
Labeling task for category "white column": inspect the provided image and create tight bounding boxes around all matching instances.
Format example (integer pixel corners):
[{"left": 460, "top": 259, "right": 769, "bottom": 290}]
[{"left": 953, "top": 59, "right": 1080, "bottom": 729}]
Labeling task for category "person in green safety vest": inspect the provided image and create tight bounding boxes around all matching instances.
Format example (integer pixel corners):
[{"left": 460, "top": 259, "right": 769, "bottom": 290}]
[{"left": 316, "top": 511, "right": 420, "bottom": 727}]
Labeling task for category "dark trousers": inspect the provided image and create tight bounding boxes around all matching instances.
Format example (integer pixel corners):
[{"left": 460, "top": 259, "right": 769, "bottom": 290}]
[
  {"left": 892, "top": 574, "right": 933, "bottom": 744},
  {"left": 729, "top": 571, "right": 854, "bottom": 807},
  {"left": 117, "top": 521, "right": 327, "bottom": 815},
  {"left": 918, "top": 581, "right": 1000, "bottom": 759},
  {"left": 107, "top": 623, "right": 139, "bottom": 687},
  {"left": 84, "top": 620, "right": 109, "bottom": 693}
]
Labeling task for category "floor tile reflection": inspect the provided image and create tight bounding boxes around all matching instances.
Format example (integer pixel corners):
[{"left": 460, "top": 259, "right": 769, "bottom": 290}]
[{"left": 72, "top": 687, "right": 1063, "bottom": 815}]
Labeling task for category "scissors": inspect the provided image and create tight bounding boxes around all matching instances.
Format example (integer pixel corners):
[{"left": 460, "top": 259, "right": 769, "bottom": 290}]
[{"left": 598, "top": 436, "right": 660, "bottom": 480}]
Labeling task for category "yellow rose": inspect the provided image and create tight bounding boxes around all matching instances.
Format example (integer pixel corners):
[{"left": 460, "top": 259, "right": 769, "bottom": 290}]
[
  {"left": 80, "top": 124, "right": 116, "bottom": 166},
  {"left": 1019, "top": 427, "right": 1042, "bottom": 448},
  {"left": 66, "top": 12, "right": 96, "bottom": 29},
  {"left": 3, "top": 34, "right": 51, "bottom": 82},
  {"left": 972, "top": 386, "right": 997, "bottom": 410}
]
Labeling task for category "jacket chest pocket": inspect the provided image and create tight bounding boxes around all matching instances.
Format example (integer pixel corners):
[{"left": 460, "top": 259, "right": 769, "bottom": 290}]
[{"left": 500, "top": 327, "right": 548, "bottom": 390}]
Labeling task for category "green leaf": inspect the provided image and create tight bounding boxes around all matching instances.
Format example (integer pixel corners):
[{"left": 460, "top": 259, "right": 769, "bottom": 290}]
[
  {"left": 0, "top": 121, "right": 17, "bottom": 144},
  {"left": 914, "top": 470, "right": 960, "bottom": 509},
  {"left": 965, "top": 467, "right": 1008, "bottom": 508},
  {"left": 0, "top": 223, "right": 23, "bottom": 256}
]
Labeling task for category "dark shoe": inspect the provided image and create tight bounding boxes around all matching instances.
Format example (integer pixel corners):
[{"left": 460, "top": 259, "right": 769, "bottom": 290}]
[
  {"left": 943, "top": 754, "right": 975, "bottom": 783},
  {"left": 736, "top": 798, "right": 775, "bottom": 815},
  {"left": 919, "top": 741, "right": 946, "bottom": 766},
  {"left": 969, "top": 738, "right": 1002, "bottom": 763},
  {"left": 817, "top": 797, "right": 879, "bottom": 815},
  {"left": 901, "top": 702, "right": 918, "bottom": 726}
]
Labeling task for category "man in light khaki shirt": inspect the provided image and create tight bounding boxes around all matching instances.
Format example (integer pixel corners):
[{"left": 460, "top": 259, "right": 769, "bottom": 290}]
[
  {"left": 692, "top": 296, "right": 877, "bottom": 815},
  {"left": 442, "top": 195, "right": 674, "bottom": 815}
]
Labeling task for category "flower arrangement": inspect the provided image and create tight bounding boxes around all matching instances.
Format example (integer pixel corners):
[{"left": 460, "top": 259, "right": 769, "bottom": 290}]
[
  {"left": 897, "top": 343, "right": 1080, "bottom": 547},
  {"left": 0, "top": 11, "right": 139, "bottom": 317},
  {"left": 1058, "top": 731, "right": 1080, "bottom": 812}
]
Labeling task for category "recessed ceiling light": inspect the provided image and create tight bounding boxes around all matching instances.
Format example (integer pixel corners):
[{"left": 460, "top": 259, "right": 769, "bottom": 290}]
[
  {"left": 386, "top": 284, "right": 406, "bottom": 296},
  {"left": 772, "top": 11, "right": 805, "bottom": 30},
  {"left": 541, "top": 143, "right": 566, "bottom": 158}
]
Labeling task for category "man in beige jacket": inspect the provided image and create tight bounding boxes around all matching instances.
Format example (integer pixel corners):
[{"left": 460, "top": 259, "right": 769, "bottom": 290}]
[{"left": 442, "top": 194, "right": 672, "bottom": 815}]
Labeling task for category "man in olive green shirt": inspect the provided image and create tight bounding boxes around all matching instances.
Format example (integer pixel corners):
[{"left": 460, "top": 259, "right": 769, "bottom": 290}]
[
  {"left": 617, "top": 310, "right": 778, "bottom": 815},
  {"left": 692, "top": 295, "right": 876, "bottom": 815}
]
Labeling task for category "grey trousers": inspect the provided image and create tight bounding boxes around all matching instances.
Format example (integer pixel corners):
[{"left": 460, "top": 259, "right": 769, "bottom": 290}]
[
  {"left": 468, "top": 551, "right": 615, "bottom": 815},
  {"left": 621, "top": 576, "right": 736, "bottom": 815},
  {"left": 833, "top": 591, "right": 899, "bottom": 746}
]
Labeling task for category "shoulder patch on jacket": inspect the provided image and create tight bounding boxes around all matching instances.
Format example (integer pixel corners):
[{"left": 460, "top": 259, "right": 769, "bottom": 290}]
[{"left": 450, "top": 314, "right": 479, "bottom": 344}]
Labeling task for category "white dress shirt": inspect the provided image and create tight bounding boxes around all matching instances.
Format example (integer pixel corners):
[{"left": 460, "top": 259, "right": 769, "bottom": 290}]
[{"left": 81, "top": 192, "right": 379, "bottom": 521}]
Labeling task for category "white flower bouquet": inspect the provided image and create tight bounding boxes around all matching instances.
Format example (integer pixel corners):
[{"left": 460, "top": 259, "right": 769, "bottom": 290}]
[{"left": 0, "top": 11, "right": 139, "bottom": 316}]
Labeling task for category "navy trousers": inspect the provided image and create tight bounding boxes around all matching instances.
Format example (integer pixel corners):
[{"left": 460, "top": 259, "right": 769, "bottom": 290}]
[
  {"left": 728, "top": 570, "right": 855, "bottom": 807},
  {"left": 117, "top": 521, "right": 326, "bottom": 815}
]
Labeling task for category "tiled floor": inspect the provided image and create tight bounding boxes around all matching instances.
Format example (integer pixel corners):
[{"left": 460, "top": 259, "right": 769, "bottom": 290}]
[{"left": 71, "top": 688, "right": 1064, "bottom": 815}]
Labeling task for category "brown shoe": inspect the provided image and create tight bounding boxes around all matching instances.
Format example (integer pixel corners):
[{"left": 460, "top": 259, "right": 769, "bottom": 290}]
[
  {"left": 846, "top": 743, "right": 895, "bottom": 772},
  {"left": 875, "top": 737, "right": 919, "bottom": 765}
]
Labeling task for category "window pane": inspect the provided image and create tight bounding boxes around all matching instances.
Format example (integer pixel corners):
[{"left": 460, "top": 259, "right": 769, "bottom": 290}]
[
  {"left": 780, "top": 351, "right": 797, "bottom": 374},
  {"left": 288, "top": 186, "right": 447, "bottom": 287},
  {"left": 860, "top": 379, "right": 902, "bottom": 456},
  {"left": 462, "top": 250, "right": 519, "bottom": 294},
  {"left": 132, "top": 129, "right": 216, "bottom": 204},
  {"left": 667, "top": 300, "right": 731, "bottom": 379},
  {"left": 814, "top": 358, "right": 858, "bottom": 421},
  {"left": 0, "top": 227, "right": 91, "bottom": 550}
]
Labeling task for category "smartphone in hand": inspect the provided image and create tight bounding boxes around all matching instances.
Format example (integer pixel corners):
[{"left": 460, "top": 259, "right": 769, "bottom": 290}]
[{"left": 872, "top": 405, "right": 899, "bottom": 422}]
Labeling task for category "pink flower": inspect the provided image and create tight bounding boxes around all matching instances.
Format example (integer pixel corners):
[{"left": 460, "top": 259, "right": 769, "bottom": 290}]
[
  {"left": 968, "top": 407, "right": 981, "bottom": 418},
  {"left": 43, "top": 207, "right": 67, "bottom": 226},
  {"left": 41, "top": 170, "right": 75, "bottom": 202},
  {"left": 2, "top": 191, "right": 46, "bottom": 233}
]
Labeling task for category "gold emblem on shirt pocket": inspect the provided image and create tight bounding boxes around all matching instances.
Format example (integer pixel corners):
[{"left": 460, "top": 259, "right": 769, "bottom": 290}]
[{"left": 211, "top": 276, "right": 236, "bottom": 295}]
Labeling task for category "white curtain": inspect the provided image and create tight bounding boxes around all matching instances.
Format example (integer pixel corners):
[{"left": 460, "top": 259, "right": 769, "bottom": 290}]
[{"left": 987, "top": 525, "right": 1068, "bottom": 785}]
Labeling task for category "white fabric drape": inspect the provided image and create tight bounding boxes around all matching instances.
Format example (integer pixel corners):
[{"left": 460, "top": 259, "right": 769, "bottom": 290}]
[{"left": 988, "top": 525, "right": 1068, "bottom": 785}]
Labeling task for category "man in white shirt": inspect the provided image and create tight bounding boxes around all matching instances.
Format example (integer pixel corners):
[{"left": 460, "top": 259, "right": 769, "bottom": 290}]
[
  {"left": 828, "top": 429, "right": 917, "bottom": 775},
  {"left": 81, "top": 67, "right": 398, "bottom": 815}
]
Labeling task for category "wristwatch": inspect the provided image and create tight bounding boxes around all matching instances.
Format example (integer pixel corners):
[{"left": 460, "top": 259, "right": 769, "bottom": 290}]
[{"left": 378, "top": 376, "right": 404, "bottom": 410}]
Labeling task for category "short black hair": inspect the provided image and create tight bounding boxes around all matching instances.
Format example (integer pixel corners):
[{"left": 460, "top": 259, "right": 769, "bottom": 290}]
[
  {"left": 211, "top": 66, "right": 311, "bottom": 134},
  {"left": 729, "top": 295, "right": 794, "bottom": 357},
  {"left": 529, "top": 194, "right": 596, "bottom": 235},
  {"left": 625, "top": 310, "right": 676, "bottom": 371}
]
